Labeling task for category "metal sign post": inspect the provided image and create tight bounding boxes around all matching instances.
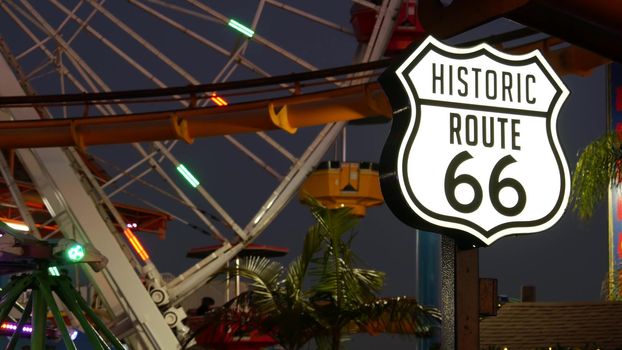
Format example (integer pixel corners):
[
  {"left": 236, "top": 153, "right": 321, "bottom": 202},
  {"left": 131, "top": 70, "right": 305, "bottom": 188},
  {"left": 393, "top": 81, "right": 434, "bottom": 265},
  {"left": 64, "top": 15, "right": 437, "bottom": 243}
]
[
  {"left": 441, "top": 237, "right": 479, "bottom": 350},
  {"left": 440, "top": 236, "right": 456, "bottom": 350}
]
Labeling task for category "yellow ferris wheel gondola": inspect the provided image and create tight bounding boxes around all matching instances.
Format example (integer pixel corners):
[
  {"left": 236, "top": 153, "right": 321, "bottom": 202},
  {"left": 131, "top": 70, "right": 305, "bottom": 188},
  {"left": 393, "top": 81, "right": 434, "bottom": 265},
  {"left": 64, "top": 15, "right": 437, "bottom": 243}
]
[{"left": 300, "top": 161, "right": 383, "bottom": 217}]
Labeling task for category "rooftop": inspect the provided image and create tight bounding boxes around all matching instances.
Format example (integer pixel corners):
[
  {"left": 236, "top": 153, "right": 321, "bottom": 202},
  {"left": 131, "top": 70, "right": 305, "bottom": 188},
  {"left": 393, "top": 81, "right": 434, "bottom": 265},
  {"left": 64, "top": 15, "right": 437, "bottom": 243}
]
[{"left": 480, "top": 301, "right": 622, "bottom": 350}]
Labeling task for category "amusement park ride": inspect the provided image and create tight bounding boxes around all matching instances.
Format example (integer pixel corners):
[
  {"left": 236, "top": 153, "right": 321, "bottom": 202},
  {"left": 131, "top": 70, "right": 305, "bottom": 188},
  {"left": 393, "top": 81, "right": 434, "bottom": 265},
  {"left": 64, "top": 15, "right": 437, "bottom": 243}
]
[{"left": 0, "top": 0, "right": 618, "bottom": 348}]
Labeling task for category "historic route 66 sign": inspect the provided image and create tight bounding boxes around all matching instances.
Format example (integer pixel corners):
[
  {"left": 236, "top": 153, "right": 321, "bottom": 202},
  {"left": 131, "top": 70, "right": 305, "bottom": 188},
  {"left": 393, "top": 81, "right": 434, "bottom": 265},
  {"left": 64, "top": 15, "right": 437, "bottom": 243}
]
[{"left": 379, "top": 36, "right": 570, "bottom": 246}]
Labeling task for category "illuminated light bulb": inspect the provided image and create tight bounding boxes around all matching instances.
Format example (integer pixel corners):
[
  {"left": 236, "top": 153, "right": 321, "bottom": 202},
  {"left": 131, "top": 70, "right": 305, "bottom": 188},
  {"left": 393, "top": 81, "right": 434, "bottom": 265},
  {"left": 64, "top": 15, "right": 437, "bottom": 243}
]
[
  {"left": 3, "top": 221, "right": 29, "bottom": 231},
  {"left": 123, "top": 228, "right": 150, "bottom": 261},
  {"left": 0, "top": 322, "right": 32, "bottom": 334},
  {"left": 176, "top": 164, "right": 200, "bottom": 188},
  {"left": 210, "top": 93, "right": 228, "bottom": 106},
  {"left": 66, "top": 243, "right": 85, "bottom": 262},
  {"left": 228, "top": 19, "right": 254, "bottom": 38}
]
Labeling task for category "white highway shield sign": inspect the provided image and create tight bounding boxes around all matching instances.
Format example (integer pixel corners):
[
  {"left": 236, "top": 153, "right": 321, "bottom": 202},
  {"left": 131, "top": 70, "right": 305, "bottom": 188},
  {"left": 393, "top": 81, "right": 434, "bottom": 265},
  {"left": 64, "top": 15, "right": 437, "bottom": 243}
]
[{"left": 379, "top": 36, "right": 570, "bottom": 246}]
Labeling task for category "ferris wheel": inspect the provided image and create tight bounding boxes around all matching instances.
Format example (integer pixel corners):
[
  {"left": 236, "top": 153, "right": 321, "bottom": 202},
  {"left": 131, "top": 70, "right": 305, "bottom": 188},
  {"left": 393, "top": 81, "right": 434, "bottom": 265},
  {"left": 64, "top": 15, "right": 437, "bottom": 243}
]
[{"left": 0, "top": 1, "right": 404, "bottom": 348}]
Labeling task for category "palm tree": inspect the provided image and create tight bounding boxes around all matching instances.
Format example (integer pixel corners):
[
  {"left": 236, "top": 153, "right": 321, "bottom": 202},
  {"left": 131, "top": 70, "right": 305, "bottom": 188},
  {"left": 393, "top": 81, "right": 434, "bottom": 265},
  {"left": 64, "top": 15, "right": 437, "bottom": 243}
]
[
  {"left": 199, "top": 203, "right": 440, "bottom": 350},
  {"left": 571, "top": 131, "right": 622, "bottom": 218}
]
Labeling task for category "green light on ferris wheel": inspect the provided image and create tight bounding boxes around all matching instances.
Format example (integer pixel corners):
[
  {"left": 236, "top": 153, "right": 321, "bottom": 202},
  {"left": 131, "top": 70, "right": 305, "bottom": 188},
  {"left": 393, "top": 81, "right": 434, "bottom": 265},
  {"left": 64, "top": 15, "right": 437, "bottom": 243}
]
[
  {"left": 66, "top": 243, "right": 85, "bottom": 262},
  {"left": 176, "top": 164, "right": 200, "bottom": 188},
  {"left": 228, "top": 19, "right": 254, "bottom": 38}
]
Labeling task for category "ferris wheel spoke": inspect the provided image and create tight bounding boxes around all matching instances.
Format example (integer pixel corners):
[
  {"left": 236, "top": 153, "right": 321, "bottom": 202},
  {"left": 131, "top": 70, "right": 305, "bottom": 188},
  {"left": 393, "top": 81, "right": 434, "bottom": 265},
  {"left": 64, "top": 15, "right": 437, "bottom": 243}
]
[
  {"left": 185, "top": 0, "right": 336, "bottom": 82},
  {"left": 153, "top": 142, "right": 247, "bottom": 240},
  {"left": 105, "top": 167, "right": 154, "bottom": 200},
  {"left": 10, "top": 0, "right": 92, "bottom": 64},
  {"left": 256, "top": 132, "right": 297, "bottom": 163},
  {"left": 1, "top": 1, "right": 111, "bottom": 116},
  {"left": 143, "top": 0, "right": 221, "bottom": 24},
  {"left": 85, "top": 0, "right": 200, "bottom": 85},
  {"left": 97, "top": 155, "right": 226, "bottom": 234},
  {"left": 133, "top": 142, "right": 230, "bottom": 242},
  {"left": 23, "top": 58, "right": 54, "bottom": 81},
  {"left": 101, "top": 149, "right": 160, "bottom": 190},
  {"left": 96, "top": 154, "right": 235, "bottom": 242},
  {"left": 212, "top": 0, "right": 263, "bottom": 85},
  {"left": 224, "top": 135, "right": 284, "bottom": 180},
  {"left": 50, "top": 0, "right": 170, "bottom": 89},
  {"left": 128, "top": 0, "right": 295, "bottom": 96},
  {"left": 17, "top": 1, "right": 118, "bottom": 108},
  {"left": 360, "top": 0, "right": 403, "bottom": 62},
  {"left": 128, "top": 0, "right": 274, "bottom": 81},
  {"left": 15, "top": 34, "right": 53, "bottom": 60},
  {"left": 213, "top": 0, "right": 266, "bottom": 82},
  {"left": 352, "top": 0, "right": 382, "bottom": 11},
  {"left": 108, "top": 165, "right": 228, "bottom": 241},
  {"left": 266, "top": 0, "right": 355, "bottom": 35},
  {"left": 65, "top": 1, "right": 103, "bottom": 45}
]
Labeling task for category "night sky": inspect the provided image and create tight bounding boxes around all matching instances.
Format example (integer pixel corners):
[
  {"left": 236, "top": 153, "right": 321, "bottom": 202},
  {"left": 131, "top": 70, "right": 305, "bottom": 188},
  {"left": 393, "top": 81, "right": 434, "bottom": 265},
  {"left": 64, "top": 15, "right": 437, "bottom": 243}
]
[{"left": 0, "top": 1, "right": 611, "bottom": 349}]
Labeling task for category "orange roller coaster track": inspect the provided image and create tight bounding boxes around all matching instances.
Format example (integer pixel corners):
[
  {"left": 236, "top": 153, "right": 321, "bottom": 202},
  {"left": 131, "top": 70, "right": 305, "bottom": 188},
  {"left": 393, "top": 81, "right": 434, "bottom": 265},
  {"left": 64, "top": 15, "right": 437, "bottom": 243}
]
[{"left": 0, "top": 83, "right": 391, "bottom": 149}]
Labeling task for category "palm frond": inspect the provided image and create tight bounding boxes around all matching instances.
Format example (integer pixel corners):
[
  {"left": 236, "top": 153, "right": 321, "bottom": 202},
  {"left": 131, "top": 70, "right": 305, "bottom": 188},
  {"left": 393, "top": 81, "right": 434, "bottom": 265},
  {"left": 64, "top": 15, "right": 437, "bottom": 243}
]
[
  {"left": 349, "top": 298, "right": 441, "bottom": 337},
  {"left": 572, "top": 132, "right": 622, "bottom": 219},
  {"left": 311, "top": 255, "right": 339, "bottom": 289},
  {"left": 314, "top": 207, "right": 359, "bottom": 242},
  {"left": 302, "top": 223, "right": 323, "bottom": 268},
  {"left": 348, "top": 268, "right": 385, "bottom": 297},
  {"left": 231, "top": 256, "right": 284, "bottom": 314},
  {"left": 285, "top": 257, "right": 307, "bottom": 302},
  {"left": 305, "top": 197, "right": 359, "bottom": 243}
]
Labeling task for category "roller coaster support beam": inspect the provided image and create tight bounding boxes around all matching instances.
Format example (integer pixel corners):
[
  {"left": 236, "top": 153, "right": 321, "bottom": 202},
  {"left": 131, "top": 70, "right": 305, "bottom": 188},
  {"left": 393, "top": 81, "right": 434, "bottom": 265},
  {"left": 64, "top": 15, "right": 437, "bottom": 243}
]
[{"left": 0, "top": 83, "right": 391, "bottom": 150}]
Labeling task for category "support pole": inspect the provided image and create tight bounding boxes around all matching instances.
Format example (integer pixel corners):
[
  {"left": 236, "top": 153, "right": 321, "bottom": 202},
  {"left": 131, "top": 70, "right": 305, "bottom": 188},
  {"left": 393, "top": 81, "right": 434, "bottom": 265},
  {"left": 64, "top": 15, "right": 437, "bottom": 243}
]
[
  {"left": 31, "top": 288, "right": 47, "bottom": 349},
  {"left": 440, "top": 236, "right": 455, "bottom": 350},
  {"left": 69, "top": 279, "right": 126, "bottom": 350},
  {"left": 54, "top": 278, "right": 106, "bottom": 350},
  {"left": 0, "top": 276, "right": 31, "bottom": 324},
  {"left": 441, "top": 236, "right": 480, "bottom": 350},
  {"left": 35, "top": 272, "right": 78, "bottom": 350},
  {"left": 7, "top": 296, "right": 32, "bottom": 350},
  {"left": 456, "top": 246, "right": 479, "bottom": 349}
]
